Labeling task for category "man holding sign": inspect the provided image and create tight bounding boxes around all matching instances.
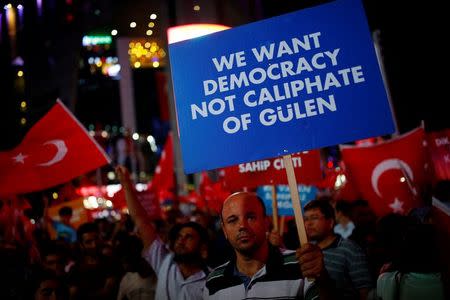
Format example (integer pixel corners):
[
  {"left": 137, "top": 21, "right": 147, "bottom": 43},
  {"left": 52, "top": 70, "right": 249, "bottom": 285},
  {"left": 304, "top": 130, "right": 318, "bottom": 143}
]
[
  {"left": 169, "top": 0, "right": 394, "bottom": 297},
  {"left": 203, "top": 192, "right": 334, "bottom": 299}
]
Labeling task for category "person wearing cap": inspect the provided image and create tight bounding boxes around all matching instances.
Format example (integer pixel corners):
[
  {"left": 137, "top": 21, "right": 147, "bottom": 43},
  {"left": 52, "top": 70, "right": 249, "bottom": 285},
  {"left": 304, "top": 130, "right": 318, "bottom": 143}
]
[{"left": 116, "top": 166, "right": 210, "bottom": 300}]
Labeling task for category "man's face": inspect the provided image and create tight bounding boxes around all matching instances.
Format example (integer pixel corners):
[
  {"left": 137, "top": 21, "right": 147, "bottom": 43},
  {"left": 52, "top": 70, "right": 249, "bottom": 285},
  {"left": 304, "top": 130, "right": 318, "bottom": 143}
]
[
  {"left": 172, "top": 227, "right": 205, "bottom": 263},
  {"left": 221, "top": 193, "right": 268, "bottom": 256},
  {"left": 304, "top": 208, "right": 334, "bottom": 242},
  {"left": 80, "top": 232, "right": 99, "bottom": 255},
  {"left": 43, "top": 254, "right": 65, "bottom": 276},
  {"left": 60, "top": 215, "right": 72, "bottom": 226},
  {"left": 34, "top": 279, "right": 66, "bottom": 300},
  {"left": 173, "top": 227, "right": 202, "bottom": 256}
]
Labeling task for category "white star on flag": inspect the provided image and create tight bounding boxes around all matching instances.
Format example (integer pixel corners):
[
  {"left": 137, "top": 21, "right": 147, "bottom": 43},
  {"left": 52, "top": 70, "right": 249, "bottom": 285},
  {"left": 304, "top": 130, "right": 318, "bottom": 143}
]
[
  {"left": 155, "top": 166, "right": 161, "bottom": 174},
  {"left": 12, "top": 153, "right": 28, "bottom": 164},
  {"left": 389, "top": 198, "right": 404, "bottom": 213}
]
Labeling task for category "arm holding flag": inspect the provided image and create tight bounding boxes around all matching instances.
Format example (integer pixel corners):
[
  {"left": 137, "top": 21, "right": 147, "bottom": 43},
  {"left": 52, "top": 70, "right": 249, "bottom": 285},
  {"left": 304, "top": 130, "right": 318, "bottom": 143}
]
[
  {"left": 115, "top": 165, "right": 157, "bottom": 250},
  {"left": 42, "top": 195, "right": 57, "bottom": 240}
]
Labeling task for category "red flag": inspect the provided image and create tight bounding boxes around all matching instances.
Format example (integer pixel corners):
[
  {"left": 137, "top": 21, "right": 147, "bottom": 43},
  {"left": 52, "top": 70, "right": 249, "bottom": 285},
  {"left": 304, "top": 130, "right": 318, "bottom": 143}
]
[
  {"left": 427, "top": 129, "right": 450, "bottom": 180},
  {"left": 341, "top": 127, "right": 429, "bottom": 216},
  {"left": 137, "top": 188, "right": 161, "bottom": 219},
  {"left": 0, "top": 100, "right": 110, "bottom": 196},
  {"left": 199, "top": 172, "right": 231, "bottom": 213},
  {"left": 148, "top": 132, "right": 174, "bottom": 193},
  {"left": 221, "top": 150, "right": 322, "bottom": 190}
]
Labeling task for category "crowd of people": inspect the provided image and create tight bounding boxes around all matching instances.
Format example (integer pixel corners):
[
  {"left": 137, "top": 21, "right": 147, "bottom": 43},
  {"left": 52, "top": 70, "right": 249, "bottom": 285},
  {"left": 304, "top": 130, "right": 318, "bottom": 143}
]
[{"left": 0, "top": 166, "right": 447, "bottom": 299}]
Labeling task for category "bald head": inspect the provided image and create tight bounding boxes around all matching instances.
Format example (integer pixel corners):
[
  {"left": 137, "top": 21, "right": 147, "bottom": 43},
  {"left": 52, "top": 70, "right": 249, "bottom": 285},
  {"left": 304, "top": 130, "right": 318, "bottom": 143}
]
[
  {"left": 221, "top": 192, "right": 266, "bottom": 221},
  {"left": 220, "top": 191, "right": 269, "bottom": 256}
]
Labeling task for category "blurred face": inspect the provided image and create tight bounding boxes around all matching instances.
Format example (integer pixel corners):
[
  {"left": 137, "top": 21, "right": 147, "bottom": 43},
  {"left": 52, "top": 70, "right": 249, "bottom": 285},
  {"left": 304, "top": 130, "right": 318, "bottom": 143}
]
[
  {"left": 352, "top": 206, "right": 376, "bottom": 226},
  {"left": 304, "top": 208, "right": 334, "bottom": 242},
  {"left": 173, "top": 227, "right": 202, "bottom": 256},
  {"left": 34, "top": 279, "right": 66, "bottom": 300},
  {"left": 80, "top": 232, "right": 99, "bottom": 255},
  {"left": 60, "top": 215, "right": 72, "bottom": 226},
  {"left": 172, "top": 227, "right": 206, "bottom": 263},
  {"left": 43, "top": 254, "right": 65, "bottom": 277},
  {"left": 221, "top": 193, "right": 268, "bottom": 256}
]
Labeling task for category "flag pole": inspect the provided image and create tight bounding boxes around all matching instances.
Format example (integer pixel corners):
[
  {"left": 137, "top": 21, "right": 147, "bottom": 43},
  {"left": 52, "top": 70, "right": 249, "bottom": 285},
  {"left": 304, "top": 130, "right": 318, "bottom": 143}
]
[
  {"left": 396, "top": 160, "right": 419, "bottom": 203},
  {"left": 283, "top": 154, "right": 308, "bottom": 245},
  {"left": 279, "top": 216, "right": 286, "bottom": 236},
  {"left": 373, "top": 29, "right": 399, "bottom": 136},
  {"left": 271, "top": 185, "right": 279, "bottom": 232}
]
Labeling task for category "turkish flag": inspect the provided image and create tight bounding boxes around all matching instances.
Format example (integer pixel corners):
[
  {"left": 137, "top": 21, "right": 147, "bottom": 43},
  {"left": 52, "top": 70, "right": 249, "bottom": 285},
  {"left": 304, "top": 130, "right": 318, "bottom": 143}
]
[
  {"left": 427, "top": 129, "right": 450, "bottom": 181},
  {"left": 148, "top": 132, "right": 174, "bottom": 194},
  {"left": 0, "top": 100, "right": 110, "bottom": 196},
  {"left": 137, "top": 188, "right": 161, "bottom": 219},
  {"left": 221, "top": 150, "right": 322, "bottom": 191},
  {"left": 341, "top": 127, "right": 430, "bottom": 217},
  {"left": 199, "top": 172, "right": 231, "bottom": 213}
]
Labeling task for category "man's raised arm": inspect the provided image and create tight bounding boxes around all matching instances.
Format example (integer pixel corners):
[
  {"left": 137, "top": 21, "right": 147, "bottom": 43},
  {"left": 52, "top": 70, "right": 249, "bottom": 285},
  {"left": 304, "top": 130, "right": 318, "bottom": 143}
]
[{"left": 115, "top": 165, "right": 157, "bottom": 249}]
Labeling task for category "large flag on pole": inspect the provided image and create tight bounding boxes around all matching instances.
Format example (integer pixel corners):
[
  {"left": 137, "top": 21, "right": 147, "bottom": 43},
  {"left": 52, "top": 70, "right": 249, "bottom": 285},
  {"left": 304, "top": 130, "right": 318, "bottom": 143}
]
[
  {"left": 148, "top": 132, "right": 175, "bottom": 194},
  {"left": 0, "top": 100, "right": 111, "bottom": 196},
  {"left": 341, "top": 127, "right": 429, "bottom": 216}
]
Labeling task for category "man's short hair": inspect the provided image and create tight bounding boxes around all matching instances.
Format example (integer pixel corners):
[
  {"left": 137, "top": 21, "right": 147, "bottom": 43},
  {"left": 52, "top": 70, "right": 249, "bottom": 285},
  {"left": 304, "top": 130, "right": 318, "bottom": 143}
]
[
  {"left": 335, "top": 200, "right": 352, "bottom": 217},
  {"left": 304, "top": 199, "right": 335, "bottom": 220},
  {"left": 58, "top": 206, "right": 72, "bottom": 217},
  {"left": 76, "top": 222, "right": 98, "bottom": 242},
  {"left": 168, "top": 221, "right": 209, "bottom": 247}
]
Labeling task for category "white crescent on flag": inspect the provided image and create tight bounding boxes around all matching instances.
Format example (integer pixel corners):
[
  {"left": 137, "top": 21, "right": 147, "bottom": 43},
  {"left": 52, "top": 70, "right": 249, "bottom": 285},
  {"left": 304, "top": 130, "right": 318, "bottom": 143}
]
[
  {"left": 37, "top": 140, "right": 68, "bottom": 167},
  {"left": 371, "top": 158, "right": 414, "bottom": 197}
]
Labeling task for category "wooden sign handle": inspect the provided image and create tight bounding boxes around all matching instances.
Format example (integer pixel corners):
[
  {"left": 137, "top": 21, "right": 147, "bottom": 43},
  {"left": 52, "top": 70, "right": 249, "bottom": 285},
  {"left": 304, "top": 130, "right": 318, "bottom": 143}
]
[
  {"left": 271, "top": 185, "right": 279, "bottom": 232},
  {"left": 283, "top": 154, "right": 308, "bottom": 246}
]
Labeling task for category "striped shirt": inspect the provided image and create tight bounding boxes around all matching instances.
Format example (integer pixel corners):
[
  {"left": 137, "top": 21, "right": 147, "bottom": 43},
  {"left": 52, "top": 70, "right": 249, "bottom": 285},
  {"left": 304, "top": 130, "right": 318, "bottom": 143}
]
[
  {"left": 203, "top": 245, "right": 317, "bottom": 300},
  {"left": 323, "top": 235, "right": 373, "bottom": 300}
]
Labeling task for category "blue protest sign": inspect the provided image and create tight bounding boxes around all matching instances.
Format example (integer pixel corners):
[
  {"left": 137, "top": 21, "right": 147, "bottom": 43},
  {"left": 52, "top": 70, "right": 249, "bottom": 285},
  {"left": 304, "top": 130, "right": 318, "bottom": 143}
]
[
  {"left": 257, "top": 185, "right": 318, "bottom": 216},
  {"left": 169, "top": 0, "right": 395, "bottom": 174}
]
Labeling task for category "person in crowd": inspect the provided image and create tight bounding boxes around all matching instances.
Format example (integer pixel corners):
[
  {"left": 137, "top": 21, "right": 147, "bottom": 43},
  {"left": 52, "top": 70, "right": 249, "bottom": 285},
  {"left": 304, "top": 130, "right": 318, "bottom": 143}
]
[
  {"left": 203, "top": 192, "right": 335, "bottom": 299},
  {"left": 0, "top": 237, "right": 30, "bottom": 300},
  {"left": 116, "top": 235, "right": 157, "bottom": 300},
  {"left": 44, "top": 204, "right": 77, "bottom": 244},
  {"left": 376, "top": 217, "right": 445, "bottom": 300},
  {"left": 40, "top": 242, "right": 68, "bottom": 277},
  {"left": 116, "top": 165, "right": 210, "bottom": 300},
  {"left": 334, "top": 200, "right": 355, "bottom": 238},
  {"left": 304, "top": 199, "right": 373, "bottom": 300},
  {"left": 68, "top": 222, "right": 122, "bottom": 300},
  {"left": 27, "top": 269, "right": 69, "bottom": 300},
  {"left": 348, "top": 199, "right": 377, "bottom": 250},
  {"left": 95, "top": 218, "right": 113, "bottom": 242}
]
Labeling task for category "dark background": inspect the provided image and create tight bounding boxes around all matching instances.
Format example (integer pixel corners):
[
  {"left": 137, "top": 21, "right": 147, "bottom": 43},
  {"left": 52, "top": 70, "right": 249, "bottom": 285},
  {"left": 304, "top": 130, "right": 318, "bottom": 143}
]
[{"left": 0, "top": 0, "right": 448, "bottom": 152}]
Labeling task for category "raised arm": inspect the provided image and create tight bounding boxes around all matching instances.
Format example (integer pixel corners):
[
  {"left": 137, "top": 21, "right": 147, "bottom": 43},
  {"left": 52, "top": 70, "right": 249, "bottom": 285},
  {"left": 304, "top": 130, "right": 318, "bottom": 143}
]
[
  {"left": 115, "top": 165, "right": 157, "bottom": 249},
  {"left": 42, "top": 195, "right": 57, "bottom": 239}
]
